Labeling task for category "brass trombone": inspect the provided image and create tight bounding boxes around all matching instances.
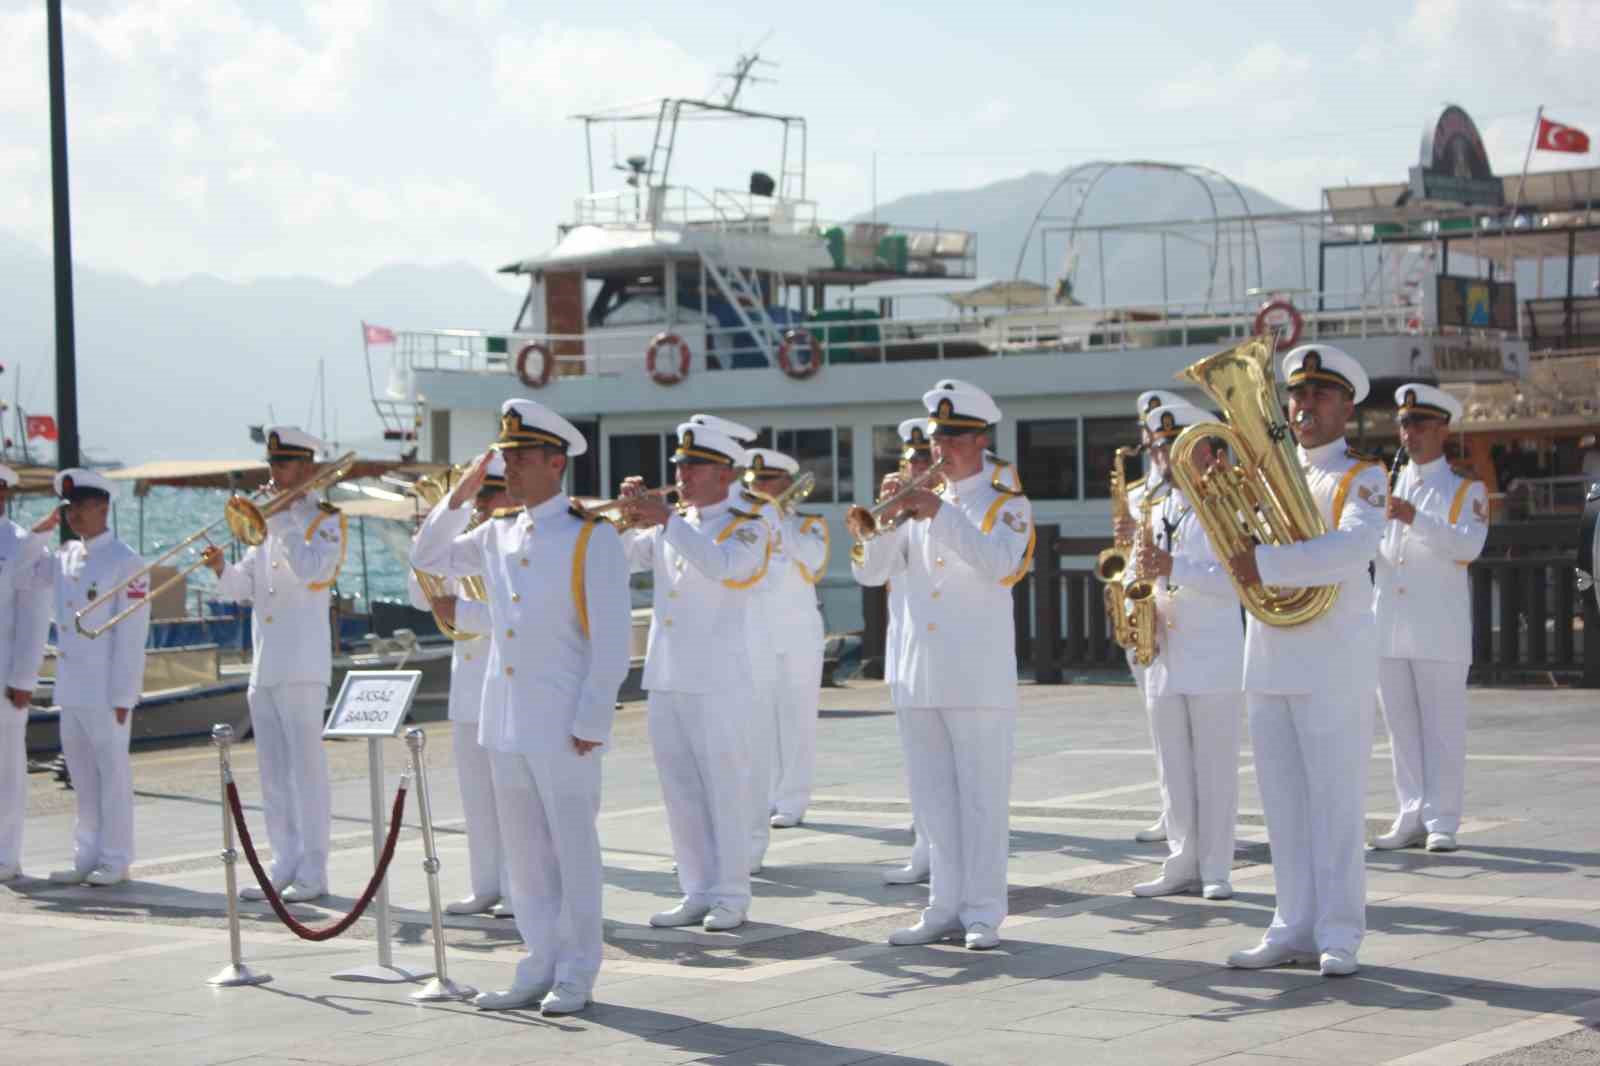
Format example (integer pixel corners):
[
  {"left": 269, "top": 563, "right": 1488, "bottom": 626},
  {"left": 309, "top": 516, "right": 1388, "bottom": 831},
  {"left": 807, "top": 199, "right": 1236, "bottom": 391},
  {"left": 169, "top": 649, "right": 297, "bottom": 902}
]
[
  {"left": 744, "top": 471, "right": 816, "bottom": 515},
  {"left": 74, "top": 452, "right": 359, "bottom": 640}
]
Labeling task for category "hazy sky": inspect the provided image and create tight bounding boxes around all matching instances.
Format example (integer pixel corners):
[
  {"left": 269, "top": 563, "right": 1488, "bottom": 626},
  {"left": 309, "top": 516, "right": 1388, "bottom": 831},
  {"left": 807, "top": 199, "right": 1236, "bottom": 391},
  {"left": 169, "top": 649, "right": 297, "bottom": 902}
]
[{"left": 2, "top": 0, "right": 1596, "bottom": 288}]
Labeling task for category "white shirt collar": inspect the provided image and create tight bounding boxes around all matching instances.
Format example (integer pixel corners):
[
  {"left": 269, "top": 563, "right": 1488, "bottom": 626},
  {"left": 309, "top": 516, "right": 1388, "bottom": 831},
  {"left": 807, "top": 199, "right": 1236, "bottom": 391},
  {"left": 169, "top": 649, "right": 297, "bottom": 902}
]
[
  {"left": 525, "top": 492, "right": 570, "bottom": 523},
  {"left": 1300, "top": 437, "right": 1348, "bottom": 467},
  {"left": 1414, "top": 454, "right": 1447, "bottom": 475}
]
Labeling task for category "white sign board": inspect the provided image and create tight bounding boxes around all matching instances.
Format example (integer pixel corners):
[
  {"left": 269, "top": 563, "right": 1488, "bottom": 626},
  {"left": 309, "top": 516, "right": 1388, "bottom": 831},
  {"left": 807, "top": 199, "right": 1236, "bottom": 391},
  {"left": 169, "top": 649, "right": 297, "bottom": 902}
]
[{"left": 323, "top": 670, "right": 423, "bottom": 738}]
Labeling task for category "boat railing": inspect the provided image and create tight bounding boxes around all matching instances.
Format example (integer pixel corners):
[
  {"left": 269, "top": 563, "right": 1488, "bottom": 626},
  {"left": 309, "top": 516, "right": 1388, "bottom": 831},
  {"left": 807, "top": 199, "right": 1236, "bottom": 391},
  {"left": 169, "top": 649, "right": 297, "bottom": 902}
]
[
  {"left": 572, "top": 186, "right": 820, "bottom": 233},
  {"left": 393, "top": 286, "right": 1475, "bottom": 381}
]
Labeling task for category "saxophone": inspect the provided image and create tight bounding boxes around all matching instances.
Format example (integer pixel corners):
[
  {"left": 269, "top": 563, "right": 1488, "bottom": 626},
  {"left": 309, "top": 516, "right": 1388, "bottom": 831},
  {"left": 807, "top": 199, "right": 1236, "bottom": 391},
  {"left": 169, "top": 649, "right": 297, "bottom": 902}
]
[
  {"left": 407, "top": 465, "right": 491, "bottom": 641},
  {"left": 1124, "top": 488, "right": 1159, "bottom": 666},
  {"left": 1096, "top": 445, "right": 1140, "bottom": 649},
  {"left": 1167, "top": 333, "right": 1340, "bottom": 627}
]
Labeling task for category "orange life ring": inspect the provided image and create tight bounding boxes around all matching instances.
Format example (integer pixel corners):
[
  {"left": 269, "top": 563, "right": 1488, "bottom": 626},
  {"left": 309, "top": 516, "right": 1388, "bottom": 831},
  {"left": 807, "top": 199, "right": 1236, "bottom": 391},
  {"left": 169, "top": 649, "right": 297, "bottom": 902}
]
[
  {"left": 646, "top": 332, "right": 691, "bottom": 386},
  {"left": 514, "top": 342, "right": 554, "bottom": 389},
  {"left": 776, "top": 329, "right": 821, "bottom": 380},
  {"left": 1253, "top": 299, "right": 1303, "bottom": 352}
]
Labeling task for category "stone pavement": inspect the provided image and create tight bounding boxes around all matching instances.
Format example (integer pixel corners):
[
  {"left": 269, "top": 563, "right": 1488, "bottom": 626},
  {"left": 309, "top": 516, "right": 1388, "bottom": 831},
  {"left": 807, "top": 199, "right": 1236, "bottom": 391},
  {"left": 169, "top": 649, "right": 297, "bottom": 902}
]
[{"left": 3, "top": 681, "right": 1598, "bottom": 1065}]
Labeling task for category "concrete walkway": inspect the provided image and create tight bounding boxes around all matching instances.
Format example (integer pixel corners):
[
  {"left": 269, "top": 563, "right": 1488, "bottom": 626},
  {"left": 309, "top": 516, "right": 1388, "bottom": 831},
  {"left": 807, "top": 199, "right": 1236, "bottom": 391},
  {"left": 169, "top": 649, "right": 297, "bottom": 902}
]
[{"left": 3, "top": 682, "right": 1597, "bottom": 1065}]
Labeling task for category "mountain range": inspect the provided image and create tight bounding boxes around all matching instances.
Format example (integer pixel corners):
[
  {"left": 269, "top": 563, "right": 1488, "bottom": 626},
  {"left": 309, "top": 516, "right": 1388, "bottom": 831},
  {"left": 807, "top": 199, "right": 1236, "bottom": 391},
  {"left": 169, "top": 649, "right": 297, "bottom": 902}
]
[{"left": 3, "top": 166, "right": 1300, "bottom": 464}]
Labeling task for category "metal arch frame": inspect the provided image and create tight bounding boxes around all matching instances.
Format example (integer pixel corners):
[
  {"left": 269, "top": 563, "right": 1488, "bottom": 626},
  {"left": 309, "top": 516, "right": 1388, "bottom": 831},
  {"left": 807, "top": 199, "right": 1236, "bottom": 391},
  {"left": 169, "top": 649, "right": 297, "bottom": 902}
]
[{"left": 1012, "top": 160, "right": 1266, "bottom": 311}]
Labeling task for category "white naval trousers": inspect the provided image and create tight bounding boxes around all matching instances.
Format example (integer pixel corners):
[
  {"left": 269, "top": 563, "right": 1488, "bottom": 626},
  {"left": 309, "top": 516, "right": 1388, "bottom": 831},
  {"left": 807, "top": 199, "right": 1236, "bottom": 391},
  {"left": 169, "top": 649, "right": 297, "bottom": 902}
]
[
  {"left": 1378, "top": 658, "right": 1470, "bottom": 836},
  {"left": 489, "top": 744, "right": 604, "bottom": 992},
  {"left": 648, "top": 690, "right": 752, "bottom": 912},
  {"left": 1127, "top": 653, "right": 1168, "bottom": 831},
  {"left": 0, "top": 705, "right": 25, "bottom": 869},
  {"left": 897, "top": 706, "right": 1015, "bottom": 929},
  {"left": 59, "top": 705, "right": 134, "bottom": 872},
  {"left": 1147, "top": 692, "right": 1241, "bottom": 884},
  {"left": 747, "top": 680, "right": 776, "bottom": 868},
  {"left": 247, "top": 683, "right": 331, "bottom": 890},
  {"left": 770, "top": 645, "right": 824, "bottom": 821},
  {"left": 1248, "top": 690, "right": 1374, "bottom": 955},
  {"left": 453, "top": 720, "right": 507, "bottom": 901}
]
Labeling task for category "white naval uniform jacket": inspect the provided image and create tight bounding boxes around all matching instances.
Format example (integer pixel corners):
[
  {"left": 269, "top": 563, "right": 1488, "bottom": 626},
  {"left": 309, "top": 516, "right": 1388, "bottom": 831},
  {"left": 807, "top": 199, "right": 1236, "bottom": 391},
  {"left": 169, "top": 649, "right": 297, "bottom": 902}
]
[
  {"left": 0, "top": 521, "right": 51, "bottom": 693},
  {"left": 412, "top": 494, "right": 630, "bottom": 750},
  {"left": 766, "top": 509, "right": 829, "bottom": 644},
  {"left": 1245, "top": 438, "right": 1388, "bottom": 695},
  {"left": 851, "top": 461, "right": 1034, "bottom": 709},
  {"left": 36, "top": 531, "right": 151, "bottom": 709},
  {"left": 738, "top": 491, "right": 780, "bottom": 689},
  {"left": 621, "top": 494, "right": 771, "bottom": 696},
  {"left": 212, "top": 493, "right": 346, "bottom": 688},
  {"left": 406, "top": 572, "right": 493, "bottom": 723},
  {"left": 1147, "top": 488, "right": 1244, "bottom": 697},
  {"left": 1373, "top": 458, "right": 1489, "bottom": 664}
]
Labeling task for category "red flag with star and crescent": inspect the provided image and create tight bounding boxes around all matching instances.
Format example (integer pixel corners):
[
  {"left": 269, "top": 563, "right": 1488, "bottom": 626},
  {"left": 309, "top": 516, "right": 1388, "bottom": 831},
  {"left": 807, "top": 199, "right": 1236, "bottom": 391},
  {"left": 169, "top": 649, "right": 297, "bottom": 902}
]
[
  {"left": 364, "top": 322, "right": 397, "bottom": 345},
  {"left": 1536, "top": 117, "right": 1590, "bottom": 154}
]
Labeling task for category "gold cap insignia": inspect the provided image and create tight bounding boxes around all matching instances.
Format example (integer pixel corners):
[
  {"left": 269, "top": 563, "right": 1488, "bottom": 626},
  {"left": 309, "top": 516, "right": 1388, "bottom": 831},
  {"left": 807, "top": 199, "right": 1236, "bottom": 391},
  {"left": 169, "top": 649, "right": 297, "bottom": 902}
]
[
  {"left": 1160, "top": 411, "right": 1176, "bottom": 432},
  {"left": 936, "top": 397, "right": 954, "bottom": 420},
  {"left": 61, "top": 476, "right": 75, "bottom": 495},
  {"left": 1145, "top": 396, "right": 1161, "bottom": 413},
  {"left": 1404, "top": 388, "right": 1418, "bottom": 407},
  {"left": 681, "top": 428, "right": 696, "bottom": 449},
  {"left": 750, "top": 454, "right": 766, "bottom": 471},
  {"left": 1302, "top": 350, "right": 1322, "bottom": 373}
]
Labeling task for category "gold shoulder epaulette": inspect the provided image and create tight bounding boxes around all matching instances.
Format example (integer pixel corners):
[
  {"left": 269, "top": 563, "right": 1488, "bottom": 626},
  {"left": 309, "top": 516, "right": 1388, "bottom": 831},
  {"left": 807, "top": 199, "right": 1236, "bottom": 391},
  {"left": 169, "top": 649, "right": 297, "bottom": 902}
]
[
  {"left": 794, "top": 510, "right": 823, "bottom": 520},
  {"left": 1345, "top": 446, "right": 1382, "bottom": 464},
  {"left": 568, "top": 502, "right": 603, "bottom": 523},
  {"left": 491, "top": 506, "right": 522, "bottom": 520},
  {"left": 1450, "top": 464, "right": 1477, "bottom": 481},
  {"left": 318, "top": 500, "right": 340, "bottom": 514},
  {"left": 729, "top": 507, "right": 759, "bottom": 520}
]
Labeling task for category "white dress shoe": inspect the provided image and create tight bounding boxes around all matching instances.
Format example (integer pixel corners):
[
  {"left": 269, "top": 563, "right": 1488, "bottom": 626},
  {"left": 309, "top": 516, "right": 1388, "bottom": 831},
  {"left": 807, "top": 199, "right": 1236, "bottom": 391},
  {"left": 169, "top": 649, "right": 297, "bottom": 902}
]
[
  {"left": 445, "top": 894, "right": 500, "bottom": 916},
  {"left": 887, "top": 918, "right": 961, "bottom": 946},
  {"left": 1134, "top": 819, "right": 1168, "bottom": 843},
  {"left": 280, "top": 881, "right": 326, "bottom": 903},
  {"left": 649, "top": 901, "right": 711, "bottom": 928},
  {"left": 769, "top": 812, "right": 801, "bottom": 829},
  {"left": 1226, "top": 941, "right": 1309, "bottom": 969},
  {"left": 48, "top": 867, "right": 92, "bottom": 885},
  {"left": 1372, "top": 826, "right": 1426, "bottom": 850},
  {"left": 490, "top": 900, "right": 515, "bottom": 918},
  {"left": 473, "top": 983, "right": 550, "bottom": 1011},
  {"left": 703, "top": 904, "right": 746, "bottom": 932},
  {"left": 964, "top": 922, "right": 1000, "bottom": 950},
  {"left": 1425, "top": 832, "right": 1458, "bottom": 852},
  {"left": 0, "top": 863, "right": 20, "bottom": 883},
  {"left": 883, "top": 863, "right": 930, "bottom": 885},
  {"left": 540, "top": 981, "right": 589, "bottom": 1015},
  {"left": 85, "top": 864, "right": 127, "bottom": 887},
  {"left": 240, "top": 875, "right": 290, "bottom": 901},
  {"left": 1202, "top": 881, "right": 1234, "bottom": 900},
  {"left": 1131, "top": 876, "right": 1196, "bottom": 898},
  {"left": 1319, "top": 949, "right": 1359, "bottom": 977}
]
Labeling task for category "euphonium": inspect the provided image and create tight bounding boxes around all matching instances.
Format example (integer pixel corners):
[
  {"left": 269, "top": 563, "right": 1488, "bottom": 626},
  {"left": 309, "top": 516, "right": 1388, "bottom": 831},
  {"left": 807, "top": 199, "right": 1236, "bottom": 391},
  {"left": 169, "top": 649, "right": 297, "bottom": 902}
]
[
  {"left": 1167, "top": 333, "right": 1340, "bottom": 627},
  {"left": 406, "top": 464, "right": 490, "bottom": 641},
  {"left": 1124, "top": 486, "right": 1159, "bottom": 666},
  {"left": 1096, "top": 445, "right": 1141, "bottom": 648}
]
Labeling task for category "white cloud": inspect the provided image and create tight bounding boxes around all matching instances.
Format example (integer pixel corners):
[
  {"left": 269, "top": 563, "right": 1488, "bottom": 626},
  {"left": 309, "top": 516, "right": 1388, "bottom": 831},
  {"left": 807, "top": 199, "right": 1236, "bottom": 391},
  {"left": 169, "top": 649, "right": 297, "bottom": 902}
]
[
  {"left": 492, "top": 24, "right": 715, "bottom": 126},
  {"left": 1145, "top": 42, "right": 1313, "bottom": 115}
]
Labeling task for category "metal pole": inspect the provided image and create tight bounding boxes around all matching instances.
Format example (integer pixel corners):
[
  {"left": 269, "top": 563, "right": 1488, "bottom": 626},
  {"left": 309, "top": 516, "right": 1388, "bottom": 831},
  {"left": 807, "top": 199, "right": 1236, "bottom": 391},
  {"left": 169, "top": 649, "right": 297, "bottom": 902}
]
[
  {"left": 406, "top": 728, "right": 475, "bottom": 1001},
  {"left": 330, "top": 736, "right": 425, "bottom": 982},
  {"left": 207, "top": 724, "right": 271, "bottom": 987},
  {"left": 46, "top": 0, "right": 81, "bottom": 506}
]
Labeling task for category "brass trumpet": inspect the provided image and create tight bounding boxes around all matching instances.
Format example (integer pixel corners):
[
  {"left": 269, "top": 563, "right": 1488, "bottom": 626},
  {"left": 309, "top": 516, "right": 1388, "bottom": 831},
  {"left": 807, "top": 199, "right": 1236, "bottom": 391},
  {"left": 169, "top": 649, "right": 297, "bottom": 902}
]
[
  {"left": 75, "top": 452, "right": 359, "bottom": 640},
  {"left": 846, "top": 459, "right": 947, "bottom": 542},
  {"left": 577, "top": 486, "right": 682, "bottom": 530}
]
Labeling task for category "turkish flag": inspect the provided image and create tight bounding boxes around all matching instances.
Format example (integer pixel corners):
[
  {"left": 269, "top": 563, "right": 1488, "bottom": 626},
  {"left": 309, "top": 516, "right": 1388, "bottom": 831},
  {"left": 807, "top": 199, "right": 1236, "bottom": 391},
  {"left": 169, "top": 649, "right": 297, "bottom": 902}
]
[
  {"left": 364, "top": 322, "right": 397, "bottom": 345},
  {"left": 25, "top": 414, "right": 57, "bottom": 441},
  {"left": 1536, "top": 117, "right": 1590, "bottom": 154}
]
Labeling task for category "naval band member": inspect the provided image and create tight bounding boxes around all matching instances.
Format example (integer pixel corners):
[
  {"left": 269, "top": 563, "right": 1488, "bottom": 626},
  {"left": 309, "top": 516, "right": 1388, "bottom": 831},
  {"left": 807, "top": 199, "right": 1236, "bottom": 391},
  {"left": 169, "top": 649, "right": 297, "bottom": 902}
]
[
  {"left": 852, "top": 381, "right": 1033, "bottom": 951},
  {"left": 413, "top": 399, "right": 630, "bottom": 1015},
  {"left": 0, "top": 465, "right": 51, "bottom": 883},
  {"left": 1132, "top": 406, "right": 1245, "bottom": 900},
  {"left": 1223, "top": 345, "right": 1386, "bottom": 978},
  {"left": 1372, "top": 384, "right": 1488, "bottom": 854},
  {"left": 620, "top": 421, "right": 771, "bottom": 933},
  {"left": 33, "top": 469, "right": 151, "bottom": 887},
  {"left": 204, "top": 427, "right": 346, "bottom": 904}
]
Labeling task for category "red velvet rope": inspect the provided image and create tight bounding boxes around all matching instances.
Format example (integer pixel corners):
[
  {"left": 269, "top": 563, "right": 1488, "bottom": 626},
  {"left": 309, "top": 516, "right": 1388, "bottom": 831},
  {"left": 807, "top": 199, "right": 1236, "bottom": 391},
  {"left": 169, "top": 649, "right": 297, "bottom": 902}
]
[{"left": 226, "top": 779, "right": 408, "bottom": 941}]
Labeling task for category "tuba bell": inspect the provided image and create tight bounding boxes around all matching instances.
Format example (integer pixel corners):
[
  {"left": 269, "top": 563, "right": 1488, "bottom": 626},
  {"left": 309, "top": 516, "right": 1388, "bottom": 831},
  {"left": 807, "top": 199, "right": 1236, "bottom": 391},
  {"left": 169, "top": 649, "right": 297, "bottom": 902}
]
[
  {"left": 1167, "top": 334, "right": 1339, "bottom": 627},
  {"left": 404, "top": 464, "right": 491, "bottom": 641}
]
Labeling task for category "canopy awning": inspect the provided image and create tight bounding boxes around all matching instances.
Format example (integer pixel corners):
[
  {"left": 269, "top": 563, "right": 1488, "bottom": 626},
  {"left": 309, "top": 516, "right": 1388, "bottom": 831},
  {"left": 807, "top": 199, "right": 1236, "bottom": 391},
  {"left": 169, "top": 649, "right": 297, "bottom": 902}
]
[{"left": 107, "top": 458, "right": 431, "bottom": 494}]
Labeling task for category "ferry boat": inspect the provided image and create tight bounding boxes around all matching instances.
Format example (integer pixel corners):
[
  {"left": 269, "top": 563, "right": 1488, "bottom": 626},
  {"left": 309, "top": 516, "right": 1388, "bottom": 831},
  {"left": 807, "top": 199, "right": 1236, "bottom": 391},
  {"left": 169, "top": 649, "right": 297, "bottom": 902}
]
[{"left": 362, "top": 97, "right": 1597, "bottom": 633}]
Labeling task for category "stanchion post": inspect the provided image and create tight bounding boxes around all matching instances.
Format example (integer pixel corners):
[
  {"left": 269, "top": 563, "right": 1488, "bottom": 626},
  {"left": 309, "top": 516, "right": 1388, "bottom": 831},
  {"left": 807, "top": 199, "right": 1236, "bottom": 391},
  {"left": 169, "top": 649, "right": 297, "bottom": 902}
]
[
  {"left": 406, "top": 728, "right": 476, "bottom": 1002},
  {"left": 207, "top": 724, "right": 271, "bottom": 988}
]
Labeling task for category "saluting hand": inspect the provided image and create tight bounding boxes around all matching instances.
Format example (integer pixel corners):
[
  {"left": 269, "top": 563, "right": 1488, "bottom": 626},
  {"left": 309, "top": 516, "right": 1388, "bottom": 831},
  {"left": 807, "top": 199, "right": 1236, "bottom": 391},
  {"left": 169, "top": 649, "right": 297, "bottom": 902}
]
[
  {"left": 32, "top": 508, "right": 61, "bottom": 535},
  {"left": 448, "top": 452, "right": 493, "bottom": 509},
  {"left": 1385, "top": 497, "right": 1416, "bottom": 525}
]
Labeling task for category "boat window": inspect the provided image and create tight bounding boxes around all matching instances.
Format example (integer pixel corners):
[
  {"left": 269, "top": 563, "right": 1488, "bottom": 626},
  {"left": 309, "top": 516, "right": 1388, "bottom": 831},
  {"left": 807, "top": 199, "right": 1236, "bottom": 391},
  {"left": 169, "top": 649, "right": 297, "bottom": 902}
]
[
  {"left": 1083, "top": 417, "right": 1145, "bottom": 499},
  {"left": 1018, "top": 418, "right": 1081, "bottom": 500},
  {"left": 773, "top": 428, "right": 847, "bottom": 504},
  {"left": 870, "top": 425, "right": 904, "bottom": 490},
  {"left": 602, "top": 294, "right": 670, "bottom": 328},
  {"left": 608, "top": 433, "right": 667, "bottom": 493}
]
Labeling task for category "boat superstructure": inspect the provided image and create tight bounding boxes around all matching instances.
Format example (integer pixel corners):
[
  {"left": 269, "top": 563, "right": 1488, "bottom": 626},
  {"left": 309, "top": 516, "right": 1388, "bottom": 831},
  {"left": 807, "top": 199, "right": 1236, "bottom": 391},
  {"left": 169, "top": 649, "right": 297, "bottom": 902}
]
[{"left": 365, "top": 99, "right": 1596, "bottom": 630}]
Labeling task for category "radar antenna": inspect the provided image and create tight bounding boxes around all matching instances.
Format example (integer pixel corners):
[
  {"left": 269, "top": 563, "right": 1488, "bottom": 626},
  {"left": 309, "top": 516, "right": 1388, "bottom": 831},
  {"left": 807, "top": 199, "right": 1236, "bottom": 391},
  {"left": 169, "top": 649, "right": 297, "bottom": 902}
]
[{"left": 717, "top": 36, "right": 776, "bottom": 107}]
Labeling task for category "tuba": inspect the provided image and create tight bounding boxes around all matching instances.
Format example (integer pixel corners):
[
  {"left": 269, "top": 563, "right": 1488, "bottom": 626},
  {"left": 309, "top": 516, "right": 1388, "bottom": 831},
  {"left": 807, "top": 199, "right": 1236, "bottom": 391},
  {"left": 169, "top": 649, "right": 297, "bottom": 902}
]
[
  {"left": 1167, "top": 334, "right": 1339, "bottom": 627},
  {"left": 1096, "top": 445, "right": 1141, "bottom": 649},
  {"left": 405, "top": 465, "right": 490, "bottom": 641}
]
